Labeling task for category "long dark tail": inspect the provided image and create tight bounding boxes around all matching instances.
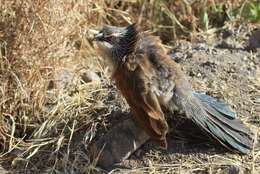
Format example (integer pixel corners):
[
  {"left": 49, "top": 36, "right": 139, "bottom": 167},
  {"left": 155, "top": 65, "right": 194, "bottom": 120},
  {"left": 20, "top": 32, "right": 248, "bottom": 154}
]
[{"left": 175, "top": 89, "right": 253, "bottom": 154}]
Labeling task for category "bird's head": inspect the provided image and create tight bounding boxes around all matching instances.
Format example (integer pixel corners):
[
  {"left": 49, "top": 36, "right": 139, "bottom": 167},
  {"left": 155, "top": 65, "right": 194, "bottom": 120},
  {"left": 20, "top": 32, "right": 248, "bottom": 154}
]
[{"left": 93, "top": 23, "right": 138, "bottom": 70}]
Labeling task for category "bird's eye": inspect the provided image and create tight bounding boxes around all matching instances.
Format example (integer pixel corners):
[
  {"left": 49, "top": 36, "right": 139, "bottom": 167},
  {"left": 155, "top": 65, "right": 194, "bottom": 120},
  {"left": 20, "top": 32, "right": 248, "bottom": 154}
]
[{"left": 105, "top": 35, "right": 113, "bottom": 42}]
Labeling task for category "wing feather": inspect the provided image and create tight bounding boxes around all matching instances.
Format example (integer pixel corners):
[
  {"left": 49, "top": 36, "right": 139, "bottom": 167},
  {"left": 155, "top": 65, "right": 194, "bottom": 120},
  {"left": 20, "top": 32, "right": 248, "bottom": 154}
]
[{"left": 113, "top": 50, "right": 169, "bottom": 148}]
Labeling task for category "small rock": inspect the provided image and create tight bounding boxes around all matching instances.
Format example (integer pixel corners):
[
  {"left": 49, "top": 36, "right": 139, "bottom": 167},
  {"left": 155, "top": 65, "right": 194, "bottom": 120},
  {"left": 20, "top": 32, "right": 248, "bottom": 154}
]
[
  {"left": 51, "top": 69, "right": 78, "bottom": 90},
  {"left": 81, "top": 70, "right": 100, "bottom": 83},
  {"left": 193, "top": 43, "right": 209, "bottom": 51},
  {"left": 255, "top": 98, "right": 260, "bottom": 104},
  {"left": 248, "top": 29, "right": 260, "bottom": 52}
]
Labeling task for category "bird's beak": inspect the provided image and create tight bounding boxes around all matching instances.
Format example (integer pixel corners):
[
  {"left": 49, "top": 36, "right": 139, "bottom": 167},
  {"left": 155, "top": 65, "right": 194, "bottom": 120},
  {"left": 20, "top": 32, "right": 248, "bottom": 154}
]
[{"left": 93, "top": 32, "right": 104, "bottom": 41}]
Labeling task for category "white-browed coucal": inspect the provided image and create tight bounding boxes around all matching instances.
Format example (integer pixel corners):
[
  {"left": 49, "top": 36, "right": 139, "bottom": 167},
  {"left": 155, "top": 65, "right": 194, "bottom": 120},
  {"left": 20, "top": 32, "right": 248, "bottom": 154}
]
[{"left": 93, "top": 23, "right": 253, "bottom": 154}]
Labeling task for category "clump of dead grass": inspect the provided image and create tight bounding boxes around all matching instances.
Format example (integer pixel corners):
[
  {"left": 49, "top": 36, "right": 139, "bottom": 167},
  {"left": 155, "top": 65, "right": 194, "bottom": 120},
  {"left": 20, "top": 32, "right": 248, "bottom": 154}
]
[{"left": 0, "top": 0, "right": 113, "bottom": 173}]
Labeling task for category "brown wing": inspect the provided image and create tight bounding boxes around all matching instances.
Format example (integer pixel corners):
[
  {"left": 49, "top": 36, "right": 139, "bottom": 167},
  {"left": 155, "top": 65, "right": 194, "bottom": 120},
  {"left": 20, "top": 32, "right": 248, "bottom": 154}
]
[{"left": 113, "top": 52, "right": 169, "bottom": 148}]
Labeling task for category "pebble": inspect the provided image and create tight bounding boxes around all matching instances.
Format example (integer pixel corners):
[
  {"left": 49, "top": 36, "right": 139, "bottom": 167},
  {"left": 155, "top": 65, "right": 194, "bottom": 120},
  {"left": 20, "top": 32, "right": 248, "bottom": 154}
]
[
  {"left": 81, "top": 70, "right": 100, "bottom": 83},
  {"left": 248, "top": 29, "right": 260, "bottom": 52},
  {"left": 53, "top": 69, "right": 77, "bottom": 90}
]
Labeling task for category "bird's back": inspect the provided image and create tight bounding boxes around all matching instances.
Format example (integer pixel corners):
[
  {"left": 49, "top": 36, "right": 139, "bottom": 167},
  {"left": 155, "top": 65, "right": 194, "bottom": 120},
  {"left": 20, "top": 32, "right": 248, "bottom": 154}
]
[{"left": 135, "top": 36, "right": 191, "bottom": 108}]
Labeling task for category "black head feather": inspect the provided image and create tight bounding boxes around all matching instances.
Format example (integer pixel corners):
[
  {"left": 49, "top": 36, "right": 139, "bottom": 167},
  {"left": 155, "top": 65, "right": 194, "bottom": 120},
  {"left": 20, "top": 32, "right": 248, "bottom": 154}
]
[{"left": 112, "top": 23, "right": 139, "bottom": 61}]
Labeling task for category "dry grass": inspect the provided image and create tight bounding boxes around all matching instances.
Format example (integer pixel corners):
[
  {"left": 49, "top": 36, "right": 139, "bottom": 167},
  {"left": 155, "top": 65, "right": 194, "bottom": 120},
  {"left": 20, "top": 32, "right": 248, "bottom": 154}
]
[
  {"left": 0, "top": 0, "right": 112, "bottom": 173},
  {"left": 0, "top": 0, "right": 259, "bottom": 173}
]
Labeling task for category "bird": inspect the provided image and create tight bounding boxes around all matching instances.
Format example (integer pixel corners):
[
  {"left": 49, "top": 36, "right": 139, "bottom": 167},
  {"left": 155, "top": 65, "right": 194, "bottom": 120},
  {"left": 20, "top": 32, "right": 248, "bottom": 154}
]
[{"left": 93, "top": 23, "right": 253, "bottom": 154}]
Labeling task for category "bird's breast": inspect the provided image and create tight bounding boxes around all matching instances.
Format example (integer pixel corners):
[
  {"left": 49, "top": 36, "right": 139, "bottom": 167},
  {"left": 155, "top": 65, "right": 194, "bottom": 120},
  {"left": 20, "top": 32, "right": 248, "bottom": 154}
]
[{"left": 152, "top": 75, "right": 174, "bottom": 107}]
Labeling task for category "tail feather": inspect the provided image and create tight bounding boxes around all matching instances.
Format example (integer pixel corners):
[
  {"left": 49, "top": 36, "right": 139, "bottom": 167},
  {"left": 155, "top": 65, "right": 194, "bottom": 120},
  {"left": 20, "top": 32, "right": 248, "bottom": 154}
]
[
  {"left": 175, "top": 91, "right": 253, "bottom": 154},
  {"left": 200, "top": 98, "right": 250, "bottom": 135},
  {"left": 205, "top": 119, "right": 251, "bottom": 153},
  {"left": 193, "top": 92, "right": 236, "bottom": 119}
]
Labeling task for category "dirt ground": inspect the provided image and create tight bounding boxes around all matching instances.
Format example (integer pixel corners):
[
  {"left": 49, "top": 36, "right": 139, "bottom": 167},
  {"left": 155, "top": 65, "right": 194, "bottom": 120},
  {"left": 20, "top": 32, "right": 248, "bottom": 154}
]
[{"left": 92, "top": 25, "right": 260, "bottom": 174}]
